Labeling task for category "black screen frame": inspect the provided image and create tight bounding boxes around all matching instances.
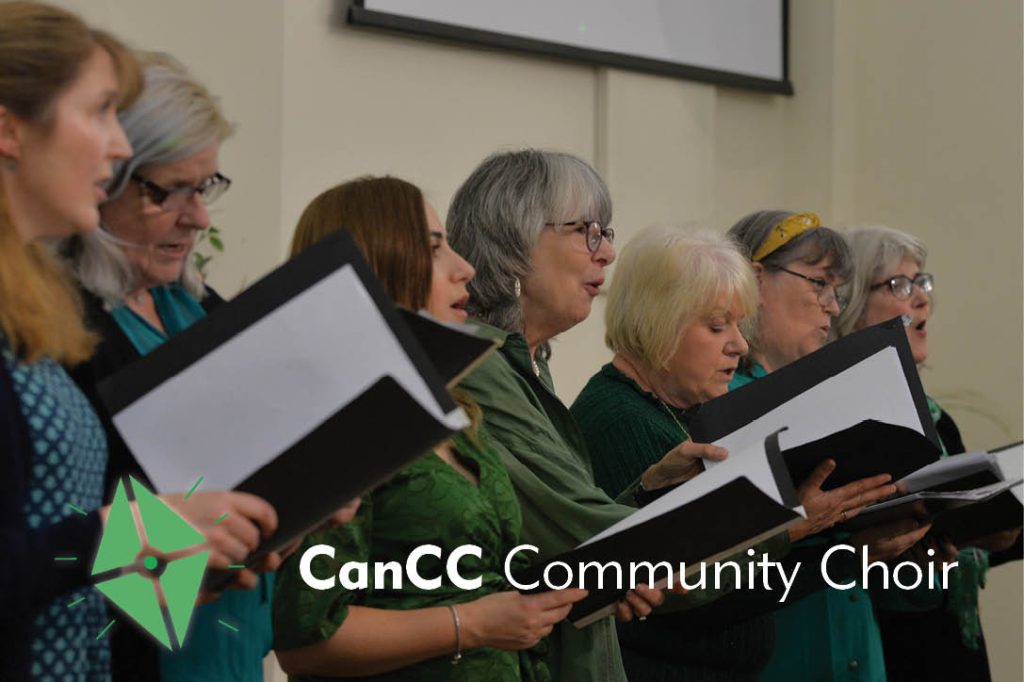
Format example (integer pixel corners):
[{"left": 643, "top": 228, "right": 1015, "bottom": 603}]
[{"left": 344, "top": 0, "right": 793, "bottom": 96}]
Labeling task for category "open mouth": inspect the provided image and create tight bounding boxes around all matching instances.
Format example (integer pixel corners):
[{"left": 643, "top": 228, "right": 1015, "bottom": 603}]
[
  {"left": 583, "top": 281, "right": 603, "bottom": 297},
  {"left": 914, "top": 319, "right": 927, "bottom": 332},
  {"left": 157, "top": 243, "right": 189, "bottom": 257}
]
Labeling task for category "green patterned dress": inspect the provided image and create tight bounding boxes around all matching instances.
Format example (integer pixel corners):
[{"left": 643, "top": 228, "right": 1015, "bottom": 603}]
[{"left": 272, "top": 431, "right": 547, "bottom": 681}]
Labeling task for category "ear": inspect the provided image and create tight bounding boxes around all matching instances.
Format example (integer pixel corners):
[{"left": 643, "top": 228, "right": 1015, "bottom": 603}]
[
  {"left": 751, "top": 261, "right": 766, "bottom": 285},
  {"left": 0, "top": 105, "right": 27, "bottom": 161}
]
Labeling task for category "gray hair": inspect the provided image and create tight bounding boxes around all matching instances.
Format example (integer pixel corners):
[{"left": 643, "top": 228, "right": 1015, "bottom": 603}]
[
  {"left": 64, "top": 51, "right": 232, "bottom": 308},
  {"left": 727, "top": 210, "right": 853, "bottom": 359},
  {"left": 447, "top": 149, "right": 612, "bottom": 333},
  {"left": 835, "top": 224, "right": 928, "bottom": 338}
]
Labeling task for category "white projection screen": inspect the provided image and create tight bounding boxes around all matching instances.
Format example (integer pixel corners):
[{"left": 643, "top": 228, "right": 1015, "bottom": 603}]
[{"left": 347, "top": 0, "right": 791, "bottom": 94}]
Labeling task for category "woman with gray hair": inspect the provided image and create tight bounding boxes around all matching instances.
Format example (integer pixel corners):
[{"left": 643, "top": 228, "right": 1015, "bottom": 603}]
[
  {"left": 449, "top": 150, "right": 719, "bottom": 682},
  {"left": 836, "top": 224, "right": 1021, "bottom": 682},
  {"left": 726, "top": 210, "right": 933, "bottom": 682},
  {"left": 64, "top": 52, "right": 281, "bottom": 682}
]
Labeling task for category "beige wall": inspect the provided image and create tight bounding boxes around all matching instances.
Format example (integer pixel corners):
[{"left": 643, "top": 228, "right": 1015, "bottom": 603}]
[{"left": 57, "top": 1, "right": 1023, "bottom": 679}]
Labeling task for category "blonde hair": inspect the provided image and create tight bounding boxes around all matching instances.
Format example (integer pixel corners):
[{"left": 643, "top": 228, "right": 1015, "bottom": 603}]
[
  {"left": 0, "top": 2, "right": 140, "bottom": 362},
  {"left": 835, "top": 224, "right": 928, "bottom": 338},
  {"left": 605, "top": 225, "right": 758, "bottom": 370}
]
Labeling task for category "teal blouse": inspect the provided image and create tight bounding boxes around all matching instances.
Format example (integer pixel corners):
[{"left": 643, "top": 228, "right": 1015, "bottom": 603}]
[
  {"left": 729, "top": 363, "right": 886, "bottom": 682},
  {"left": 111, "top": 284, "right": 274, "bottom": 682}
]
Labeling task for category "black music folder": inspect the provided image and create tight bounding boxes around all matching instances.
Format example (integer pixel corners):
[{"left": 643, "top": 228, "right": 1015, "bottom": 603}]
[
  {"left": 844, "top": 442, "right": 1024, "bottom": 543},
  {"left": 689, "top": 318, "right": 940, "bottom": 484},
  {"left": 514, "top": 429, "right": 805, "bottom": 628},
  {"left": 97, "top": 230, "right": 495, "bottom": 587}
]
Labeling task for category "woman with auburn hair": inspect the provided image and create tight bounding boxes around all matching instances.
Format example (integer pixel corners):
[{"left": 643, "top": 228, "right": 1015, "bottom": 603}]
[
  {"left": 0, "top": 5, "right": 278, "bottom": 680},
  {"left": 273, "top": 175, "right": 586, "bottom": 681}
]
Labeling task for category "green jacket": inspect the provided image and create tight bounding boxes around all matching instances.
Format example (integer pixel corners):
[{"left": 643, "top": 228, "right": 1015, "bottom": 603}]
[{"left": 459, "top": 322, "right": 631, "bottom": 682}]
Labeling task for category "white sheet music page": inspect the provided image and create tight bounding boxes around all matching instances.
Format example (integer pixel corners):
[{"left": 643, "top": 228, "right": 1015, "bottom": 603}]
[
  {"left": 112, "top": 265, "right": 467, "bottom": 493},
  {"left": 706, "top": 347, "right": 922, "bottom": 468}
]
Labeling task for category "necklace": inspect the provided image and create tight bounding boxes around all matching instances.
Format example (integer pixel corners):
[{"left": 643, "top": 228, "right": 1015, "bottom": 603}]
[
  {"left": 530, "top": 356, "right": 540, "bottom": 377},
  {"left": 615, "top": 355, "right": 688, "bottom": 438},
  {"left": 128, "top": 290, "right": 147, "bottom": 305},
  {"left": 656, "top": 397, "right": 689, "bottom": 439}
]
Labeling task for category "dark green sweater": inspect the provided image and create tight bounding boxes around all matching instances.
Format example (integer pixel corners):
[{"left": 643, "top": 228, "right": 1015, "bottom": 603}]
[{"left": 571, "top": 363, "right": 780, "bottom": 682}]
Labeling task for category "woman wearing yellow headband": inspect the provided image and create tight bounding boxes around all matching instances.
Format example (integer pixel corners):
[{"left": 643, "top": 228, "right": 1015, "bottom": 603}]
[{"left": 726, "top": 210, "right": 932, "bottom": 682}]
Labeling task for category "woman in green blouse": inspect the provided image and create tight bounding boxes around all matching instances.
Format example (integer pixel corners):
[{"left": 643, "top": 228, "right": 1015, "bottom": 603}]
[
  {"left": 727, "top": 211, "right": 933, "bottom": 682},
  {"left": 272, "top": 176, "right": 585, "bottom": 681},
  {"left": 572, "top": 225, "right": 899, "bottom": 681},
  {"left": 447, "top": 150, "right": 728, "bottom": 681},
  {"left": 836, "top": 224, "right": 1022, "bottom": 682}
]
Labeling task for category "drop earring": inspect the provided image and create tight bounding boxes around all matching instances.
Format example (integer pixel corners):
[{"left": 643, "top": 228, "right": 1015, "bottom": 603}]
[{"left": 513, "top": 277, "right": 521, "bottom": 298}]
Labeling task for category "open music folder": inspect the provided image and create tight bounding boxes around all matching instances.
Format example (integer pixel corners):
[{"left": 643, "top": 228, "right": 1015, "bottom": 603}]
[
  {"left": 688, "top": 317, "right": 940, "bottom": 463},
  {"left": 97, "top": 230, "right": 497, "bottom": 586},
  {"left": 513, "top": 429, "right": 806, "bottom": 628},
  {"left": 844, "top": 442, "right": 1024, "bottom": 543}
]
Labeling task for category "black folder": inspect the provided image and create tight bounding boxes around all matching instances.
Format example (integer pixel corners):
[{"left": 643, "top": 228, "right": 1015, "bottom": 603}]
[
  {"left": 689, "top": 318, "right": 939, "bottom": 453},
  {"left": 97, "top": 230, "right": 495, "bottom": 589},
  {"left": 514, "top": 429, "right": 803, "bottom": 628},
  {"left": 780, "top": 419, "right": 941, "bottom": 490}
]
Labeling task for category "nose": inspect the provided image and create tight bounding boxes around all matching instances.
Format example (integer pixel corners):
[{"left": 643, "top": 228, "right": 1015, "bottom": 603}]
[
  {"left": 729, "top": 326, "right": 749, "bottom": 356},
  {"left": 180, "top": 191, "right": 211, "bottom": 231},
  {"left": 824, "top": 291, "right": 841, "bottom": 317},
  {"left": 454, "top": 251, "right": 475, "bottom": 283},
  {"left": 910, "top": 284, "right": 929, "bottom": 308},
  {"left": 109, "top": 120, "right": 132, "bottom": 161},
  {"left": 593, "top": 236, "right": 615, "bottom": 266}
]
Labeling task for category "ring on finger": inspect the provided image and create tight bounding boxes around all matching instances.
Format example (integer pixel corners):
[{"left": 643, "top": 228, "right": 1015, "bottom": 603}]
[{"left": 840, "top": 510, "right": 848, "bottom": 523}]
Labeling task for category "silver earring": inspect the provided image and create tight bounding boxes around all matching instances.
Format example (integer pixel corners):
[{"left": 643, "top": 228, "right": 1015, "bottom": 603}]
[{"left": 513, "top": 277, "right": 521, "bottom": 298}]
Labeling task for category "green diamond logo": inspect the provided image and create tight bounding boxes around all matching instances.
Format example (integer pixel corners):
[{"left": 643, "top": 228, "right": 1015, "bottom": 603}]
[{"left": 91, "top": 476, "right": 209, "bottom": 649}]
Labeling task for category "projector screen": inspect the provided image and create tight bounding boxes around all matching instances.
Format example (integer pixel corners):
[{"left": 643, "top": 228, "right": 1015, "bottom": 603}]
[{"left": 348, "top": 0, "right": 791, "bottom": 95}]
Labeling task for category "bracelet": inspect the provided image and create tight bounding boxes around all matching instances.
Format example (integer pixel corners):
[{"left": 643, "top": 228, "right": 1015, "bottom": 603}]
[{"left": 447, "top": 604, "right": 462, "bottom": 665}]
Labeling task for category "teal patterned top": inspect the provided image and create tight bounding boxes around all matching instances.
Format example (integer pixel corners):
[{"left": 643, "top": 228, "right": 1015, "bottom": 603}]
[
  {"left": 272, "top": 431, "right": 547, "bottom": 682},
  {"left": 3, "top": 347, "right": 110, "bottom": 682}
]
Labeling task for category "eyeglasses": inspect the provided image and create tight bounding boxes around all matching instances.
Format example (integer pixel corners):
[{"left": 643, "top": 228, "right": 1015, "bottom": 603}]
[
  {"left": 870, "top": 273, "right": 933, "bottom": 300},
  {"left": 131, "top": 171, "right": 232, "bottom": 211},
  {"left": 546, "top": 220, "right": 615, "bottom": 254},
  {"left": 774, "top": 266, "right": 848, "bottom": 312}
]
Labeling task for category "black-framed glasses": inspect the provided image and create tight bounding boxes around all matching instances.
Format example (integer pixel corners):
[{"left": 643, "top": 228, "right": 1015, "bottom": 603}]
[
  {"left": 870, "top": 273, "right": 933, "bottom": 300},
  {"left": 546, "top": 220, "right": 615, "bottom": 254},
  {"left": 774, "top": 265, "right": 848, "bottom": 312},
  {"left": 131, "top": 171, "right": 231, "bottom": 211}
]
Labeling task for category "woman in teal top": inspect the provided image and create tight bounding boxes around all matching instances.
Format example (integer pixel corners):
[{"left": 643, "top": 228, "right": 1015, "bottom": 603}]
[
  {"left": 271, "top": 176, "right": 584, "bottom": 680},
  {"left": 65, "top": 52, "right": 281, "bottom": 682},
  {"left": 727, "top": 211, "right": 932, "bottom": 682},
  {"left": 835, "top": 225, "right": 1022, "bottom": 681}
]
